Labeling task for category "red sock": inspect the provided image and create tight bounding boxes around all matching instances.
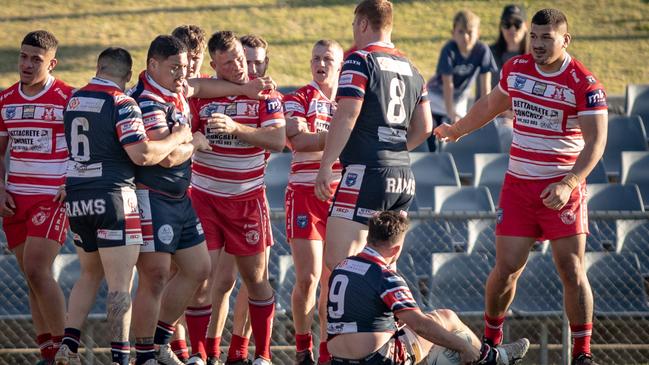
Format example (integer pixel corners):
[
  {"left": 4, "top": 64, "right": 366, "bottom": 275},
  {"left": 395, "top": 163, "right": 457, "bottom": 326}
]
[
  {"left": 318, "top": 341, "right": 331, "bottom": 363},
  {"left": 295, "top": 332, "right": 312, "bottom": 352},
  {"left": 249, "top": 296, "right": 275, "bottom": 360},
  {"left": 36, "top": 333, "right": 53, "bottom": 360},
  {"left": 185, "top": 305, "right": 211, "bottom": 359},
  {"left": 206, "top": 337, "right": 221, "bottom": 359},
  {"left": 483, "top": 313, "right": 505, "bottom": 346},
  {"left": 571, "top": 323, "right": 593, "bottom": 357},
  {"left": 227, "top": 335, "right": 250, "bottom": 361},
  {"left": 171, "top": 339, "right": 189, "bottom": 361},
  {"left": 51, "top": 335, "right": 63, "bottom": 350}
]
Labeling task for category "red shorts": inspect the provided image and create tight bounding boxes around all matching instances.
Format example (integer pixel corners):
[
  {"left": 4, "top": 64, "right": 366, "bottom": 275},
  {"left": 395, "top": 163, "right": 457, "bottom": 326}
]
[
  {"left": 3, "top": 193, "right": 68, "bottom": 250},
  {"left": 495, "top": 176, "right": 588, "bottom": 241},
  {"left": 191, "top": 188, "right": 273, "bottom": 255},
  {"left": 285, "top": 185, "right": 332, "bottom": 241}
]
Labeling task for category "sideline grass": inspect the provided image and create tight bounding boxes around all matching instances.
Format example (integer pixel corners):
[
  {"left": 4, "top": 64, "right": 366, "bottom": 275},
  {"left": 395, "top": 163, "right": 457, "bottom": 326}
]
[{"left": 0, "top": 0, "right": 648, "bottom": 94}]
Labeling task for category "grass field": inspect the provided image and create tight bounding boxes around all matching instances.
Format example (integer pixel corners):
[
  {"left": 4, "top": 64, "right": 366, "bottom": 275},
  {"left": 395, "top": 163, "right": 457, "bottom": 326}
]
[{"left": 1, "top": 0, "right": 649, "bottom": 94}]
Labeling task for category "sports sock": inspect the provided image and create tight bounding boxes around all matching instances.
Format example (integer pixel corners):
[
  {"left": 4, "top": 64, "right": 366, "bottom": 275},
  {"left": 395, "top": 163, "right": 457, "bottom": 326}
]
[
  {"left": 185, "top": 305, "right": 211, "bottom": 359},
  {"left": 227, "top": 334, "right": 250, "bottom": 362},
  {"left": 36, "top": 333, "right": 53, "bottom": 360},
  {"left": 154, "top": 320, "right": 176, "bottom": 346},
  {"left": 571, "top": 323, "right": 593, "bottom": 358},
  {"left": 249, "top": 295, "right": 275, "bottom": 360},
  {"left": 206, "top": 337, "right": 221, "bottom": 359},
  {"left": 483, "top": 313, "right": 505, "bottom": 346},
  {"left": 61, "top": 328, "right": 81, "bottom": 354},
  {"left": 135, "top": 341, "right": 155, "bottom": 365},
  {"left": 295, "top": 332, "right": 312, "bottom": 353},
  {"left": 111, "top": 341, "right": 130, "bottom": 365},
  {"left": 171, "top": 339, "right": 189, "bottom": 361},
  {"left": 318, "top": 341, "right": 331, "bottom": 363}
]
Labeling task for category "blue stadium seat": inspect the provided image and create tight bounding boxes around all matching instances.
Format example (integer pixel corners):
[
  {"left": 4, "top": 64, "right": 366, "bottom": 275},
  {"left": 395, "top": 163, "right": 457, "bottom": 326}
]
[
  {"left": 586, "top": 219, "right": 618, "bottom": 252},
  {"left": 586, "top": 184, "right": 644, "bottom": 211},
  {"left": 467, "top": 219, "right": 496, "bottom": 255},
  {"left": 617, "top": 219, "right": 649, "bottom": 273},
  {"left": 585, "top": 252, "right": 649, "bottom": 314},
  {"left": 430, "top": 252, "right": 494, "bottom": 314},
  {"left": 620, "top": 151, "right": 649, "bottom": 209},
  {"left": 439, "top": 122, "right": 502, "bottom": 179},
  {"left": 433, "top": 186, "right": 495, "bottom": 213},
  {"left": 602, "top": 115, "right": 648, "bottom": 177},
  {"left": 586, "top": 159, "right": 608, "bottom": 184},
  {"left": 473, "top": 153, "right": 508, "bottom": 204},
  {"left": 264, "top": 152, "right": 291, "bottom": 211},
  {"left": 510, "top": 252, "right": 563, "bottom": 315},
  {"left": 54, "top": 254, "right": 108, "bottom": 314},
  {"left": 410, "top": 141, "right": 429, "bottom": 153},
  {"left": 0, "top": 256, "right": 30, "bottom": 316},
  {"left": 410, "top": 152, "right": 460, "bottom": 210},
  {"left": 625, "top": 83, "right": 649, "bottom": 139}
]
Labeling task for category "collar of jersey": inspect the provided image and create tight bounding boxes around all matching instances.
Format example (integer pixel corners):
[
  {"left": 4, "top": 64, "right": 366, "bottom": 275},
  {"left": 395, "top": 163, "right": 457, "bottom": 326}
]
[
  {"left": 365, "top": 41, "right": 395, "bottom": 49},
  {"left": 308, "top": 81, "right": 333, "bottom": 102},
  {"left": 534, "top": 52, "right": 572, "bottom": 78},
  {"left": 89, "top": 77, "right": 121, "bottom": 90},
  {"left": 18, "top": 75, "right": 54, "bottom": 101},
  {"left": 358, "top": 246, "right": 389, "bottom": 267},
  {"left": 143, "top": 71, "right": 180, "bottom": 100}
]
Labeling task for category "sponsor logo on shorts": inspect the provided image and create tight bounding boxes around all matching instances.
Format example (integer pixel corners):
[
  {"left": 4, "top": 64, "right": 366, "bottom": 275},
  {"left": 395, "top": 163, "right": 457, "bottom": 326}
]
[
  {"left": 331, "top": 205, "right": 354, "bottom": 220},
  {"left": 97, "top": 229, "right": 124, "bottom": 241},
  {"left": 245, "top": 230, "right": 260, "bottom": 245},
  {"left": 345, "top": 173, "right": 358, "bottom": 187},
  {"left": 158, "top": 224, "right": 174, "bottom": 245},
  {"left": 296, "top": 214, "right": 308, "bottom": 228},
  {"left": 32, "top": 210, "right": 50, "bottom": 226},
  {"left": 126, "top": 233, "right": 143, "bottom": 245},
  {"left": 496, "top": 208, "right": 504, "bottom": 224},
  {"left": 356, "top": 208, "right": 377, "bottom": 218},
  {"left": 560, "top": 209, "right": 576, "bottom": 225}
]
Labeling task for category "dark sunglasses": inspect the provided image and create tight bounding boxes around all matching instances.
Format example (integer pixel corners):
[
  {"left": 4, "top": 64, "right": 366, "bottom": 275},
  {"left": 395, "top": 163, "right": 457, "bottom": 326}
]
[{"left": 501, "top": 19, "right": 523, "bottom": 30}]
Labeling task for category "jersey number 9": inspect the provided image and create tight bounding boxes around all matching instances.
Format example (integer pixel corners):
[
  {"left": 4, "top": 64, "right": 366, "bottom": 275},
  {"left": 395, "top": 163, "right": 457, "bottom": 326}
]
[{"left": 328, "top": 274, "right": 349, "bottom": 319}]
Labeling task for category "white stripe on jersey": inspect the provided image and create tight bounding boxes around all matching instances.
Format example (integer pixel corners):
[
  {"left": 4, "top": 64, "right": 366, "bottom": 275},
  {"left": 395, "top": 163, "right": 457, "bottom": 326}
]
[
  {"left": 193, "top": 150, "right": 266, "bottom": 171},
  {"left": 191, "top": 173, "right": 265, "bottom": 197},
  {"left": 512, "top": 130, "right": 584, "bottom": 155}
]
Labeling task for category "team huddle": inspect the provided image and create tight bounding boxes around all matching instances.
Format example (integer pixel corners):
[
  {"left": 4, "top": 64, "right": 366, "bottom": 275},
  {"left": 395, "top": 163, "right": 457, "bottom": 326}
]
[{"left": 1, "top": 1, "right": 608, "bottom": 365}]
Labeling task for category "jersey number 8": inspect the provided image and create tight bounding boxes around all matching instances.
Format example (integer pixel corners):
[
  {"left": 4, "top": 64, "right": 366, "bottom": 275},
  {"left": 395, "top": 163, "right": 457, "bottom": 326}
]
[
  {"left": 386, "top": 77, "right": 406, "bottom": 125},
  {"left": 70, "top": 117, "right": 90, "bottom": 162}
]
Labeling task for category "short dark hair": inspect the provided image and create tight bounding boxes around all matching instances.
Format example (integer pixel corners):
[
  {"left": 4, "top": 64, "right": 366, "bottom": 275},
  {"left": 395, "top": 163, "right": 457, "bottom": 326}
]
[
  {"left": 146, "top": 35, "right": 187, "bottom": 63},
  {"left": 240, "top": 34, "right": 268, "bottom": 50},
  {"left": 313, "top": 39, "right": 343, "bottom": 52},
  {"left": 367, "top": 211, "right": 409, "bottom": 247},
  {"left": 208, "top": 31, "right": 240, "bottom": 55},
  {"left": 172, "top": 25, "right": 207, "bottom": 53},
  {"left": 97, "top": 47, "right": 132, "bottom": 79},
  {"left": 21, "top": 30, "right": 58, "bottom": 52},
  {"left": 531, "top": 8, "right": 569, "bottom": 31},
  {"left": 354, "top": 0, "right": 393, "bottom": 32}
]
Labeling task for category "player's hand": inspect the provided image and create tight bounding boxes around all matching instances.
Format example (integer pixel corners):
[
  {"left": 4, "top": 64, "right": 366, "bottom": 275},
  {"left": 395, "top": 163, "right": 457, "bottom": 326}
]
[
  {"left": 433, "top": 122, "right": 463, "bottom": 143},
  {"left": 458, "top": 342, "right": 480, "bottom": 364},
  {"left": 171, "top": 122, "right": 193, "bottom": 144},
  {"left": 208, "top": 113, "right": 239, "bottom": 135},
  {"left": 191, "top": 131, "right": 212, "bottom": 151},
  {"left": 315, "top": 165, "right": 335, "bottom": 201},
  {"left": 540, "top": 181, "right": 573, "bottom": 210},
  {"left": 285, "top": 116, "right": 308, "bottom": 138},
  {"left": 53, "top": 185, "right": 66, "bottom": 203},
  {"left": 243, "top": 76, "right": 276, "bottom": 100},
  {"left": 0, "top": 189, "right": 15, "bottom": 217}
]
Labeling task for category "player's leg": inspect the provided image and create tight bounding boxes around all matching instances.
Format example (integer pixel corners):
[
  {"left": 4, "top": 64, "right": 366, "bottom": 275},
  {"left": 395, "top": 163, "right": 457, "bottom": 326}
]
[
  {"left": 317, "top": 266, "right": 331, "bottom": 365},
  {"left": 169, "top": 263, "right": 191, "bottom": 363},
  {"left": 323, "top": 217, "right": 367, "bottom": 271},
  {"left": 206, "top": 249, "right": 238, "bottom": 362},
  {"left": 228, "top": 283, "right": 252, "bottom": 363},
  {"left": 550, "top": 234, "right": 594, "bottom": 363},
  {"left": 184, "top": 278, "right": 212, "bottom": 363}
]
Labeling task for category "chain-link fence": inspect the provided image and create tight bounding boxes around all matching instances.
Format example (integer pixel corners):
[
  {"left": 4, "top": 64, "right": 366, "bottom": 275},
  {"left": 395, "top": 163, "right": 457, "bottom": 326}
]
[{"left": 1, "top": 212, "right": 648, "bottom": 364}]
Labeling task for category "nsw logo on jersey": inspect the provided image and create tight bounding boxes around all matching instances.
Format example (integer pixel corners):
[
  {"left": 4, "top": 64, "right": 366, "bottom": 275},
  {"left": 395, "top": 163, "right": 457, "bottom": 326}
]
[
  {"left": 345, "top": 173, "right": 358, "bottom": 186},
  {"left": 4, "top": 107, "right": 16, "bottom": 119}
]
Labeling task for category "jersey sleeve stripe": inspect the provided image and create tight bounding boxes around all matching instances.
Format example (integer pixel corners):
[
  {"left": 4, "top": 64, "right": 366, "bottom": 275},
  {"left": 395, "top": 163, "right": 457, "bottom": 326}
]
[{"left": 577, "top": 110, "right": 608, "bottom": 116}]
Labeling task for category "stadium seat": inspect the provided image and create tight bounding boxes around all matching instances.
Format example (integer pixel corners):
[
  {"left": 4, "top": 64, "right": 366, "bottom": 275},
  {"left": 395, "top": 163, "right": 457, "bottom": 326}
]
[
  {"left": 467, "top": 219, "right": 496, "bottom": 255},
  {"left": 439, "top": 122, "right": 502, "bottom": 179},
  {"left": 473, "top": 153, "right": 508, "bottom": 204},
  {"left": 625, "top": 83, "right": 649, "bottom": 138},
  {"left": 430, "top": 252, "right": 494, "bottom": 314},
  {"left": 0, "top": 256, "right": 30, "bottom": 316},
  {"left": 54, "top": 254, "right": 108, "bottom": 314},
  {"left": 510, "top": 252, "right": 563, "bottom": 315},
  {"left": 586, "top": 184, "right": 644, "bottom": 211},
  {"left": 587, "top": 219, "right": 618, "bottom": 252},
  {"left": 410, "top": 152, "right": 460, "bottom": 210},
  {"left": 275, "top": 255, "right": 295, "bottom": 314},
  {"left": 620, "top": 151, "right": 649, "bottom": 209},
  {"left": 585, "top": 252, "right": 649, "bottom": 314},
  {"left": 410, "top": 141, "right": 429, "bottom": 153},
  {"left": 617, "top": 219, "right": 649, "bottom": 273},
  {"left": 586, "top": 159, "right": 608, "bottom": 184},
  {"left": 264, "top": 152, "right": 291, "bottom": 211},
  {"left": 602, "top": 115, "right": 648, "bottom": 177},
  {"left": 433, "top": 186, "right": 495, "bottom": 213}
]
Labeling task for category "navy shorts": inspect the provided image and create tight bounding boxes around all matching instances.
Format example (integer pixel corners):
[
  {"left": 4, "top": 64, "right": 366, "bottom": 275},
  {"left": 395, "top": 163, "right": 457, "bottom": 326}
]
[
  {"left": 329, "top": 164, "right": 414, "bottom": 225},
  {"left": 137, "top": 189, "right": 205, "bottom": 254},
  {"left": 66, "top": 187, "right": 143, "bottom": 253}
]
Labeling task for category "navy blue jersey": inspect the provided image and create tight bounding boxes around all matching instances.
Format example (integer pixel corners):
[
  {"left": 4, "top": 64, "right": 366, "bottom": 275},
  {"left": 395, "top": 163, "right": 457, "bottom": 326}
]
[
  {"left": 327, "top": 246, "right": 418, "bottom": 337},
  {"left": 129, "top": 72, "right": 192, "bottom": 197},
  {"left": 64, "top": 77, "right": 147, "bottom": 191},
  {"left": 337, "top": 43, "right": 427, "bottom": 168}
]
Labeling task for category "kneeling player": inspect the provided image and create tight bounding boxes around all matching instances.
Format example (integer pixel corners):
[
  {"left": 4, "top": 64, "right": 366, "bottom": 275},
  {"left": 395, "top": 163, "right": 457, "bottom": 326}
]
[{"left": 326, "top": 211, "right": 530, "bottom": 365}]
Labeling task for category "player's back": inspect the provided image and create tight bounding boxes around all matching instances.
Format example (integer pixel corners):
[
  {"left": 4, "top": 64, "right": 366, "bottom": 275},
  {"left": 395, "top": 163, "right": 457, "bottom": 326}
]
[
  {"left": 65, "top": 77, "right": 145, "bottom": 191},
  {"left": 337, "top": 43, "right": 427, "bottom": 168}
]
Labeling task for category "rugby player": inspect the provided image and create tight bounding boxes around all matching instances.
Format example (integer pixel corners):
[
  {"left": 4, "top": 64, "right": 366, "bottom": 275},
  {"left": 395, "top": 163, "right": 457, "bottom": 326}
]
[{"left": 434, "top": 9, "right": 607, "bottom": 365}]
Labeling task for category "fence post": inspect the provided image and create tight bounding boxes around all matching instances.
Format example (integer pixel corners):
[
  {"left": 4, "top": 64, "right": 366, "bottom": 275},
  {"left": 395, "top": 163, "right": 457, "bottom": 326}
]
[{"left": 562, "top": 310, "right": 571, "bottom": 365}]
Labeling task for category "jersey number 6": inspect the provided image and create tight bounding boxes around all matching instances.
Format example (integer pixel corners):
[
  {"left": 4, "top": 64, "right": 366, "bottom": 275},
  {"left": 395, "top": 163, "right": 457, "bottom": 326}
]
[{"left": 70, "top": 117, "right": 90, "bottom": 162}]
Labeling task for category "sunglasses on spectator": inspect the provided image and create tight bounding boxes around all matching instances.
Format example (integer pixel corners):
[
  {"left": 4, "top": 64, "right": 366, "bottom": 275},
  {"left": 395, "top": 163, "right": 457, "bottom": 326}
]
[{"left": 502, "top": 19, "right": 523, "bottom": 30}]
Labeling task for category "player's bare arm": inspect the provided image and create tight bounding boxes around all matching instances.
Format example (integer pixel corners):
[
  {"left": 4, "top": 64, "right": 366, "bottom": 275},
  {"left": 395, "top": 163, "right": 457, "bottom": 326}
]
[
  {"left": 314, "top": 98, "right": 363, "bottom": 201},
  {"left": 208, "top": 112, "right": 285, "bottom": 152},
  {"left": 398, "top": 309, "right": 480, "bottom": 364},
  {"left": 286, "top": 115, "right": 325, "bottom": 152},
  {"left": 187, "top": 76, "right": 275, "bottom": 100},
  {"left": 406, "top": 100, "right": 433, "bottom": 151},
  {"left": 478, "top": 72, "right": 492, "bottom": 99},
  {"left": 0, "top": 136, "right": 15, "bottom": 216},
  {"left": 434, "top": 86, "right": 511, "bottom": 142},
  {"left": 442, "top": 74, "right": 457, "bottom": 122},
  {"left": 540, "top": 113, "right": 608, "bottom": 210},
  {"left": 124, "top": 122, "right": 194, "bottom": 166}
]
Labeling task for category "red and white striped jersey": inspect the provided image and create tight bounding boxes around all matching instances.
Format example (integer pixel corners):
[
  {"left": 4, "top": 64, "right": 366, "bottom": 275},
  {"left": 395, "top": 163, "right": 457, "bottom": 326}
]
[
  {"left": 283, "top": 81, "right": 342, "bottom": 187},
  {"left": 190, "top": 91, "right": 285, "bottom": 199},
  {"left": 0, "top": 76, "right": 75, "bottom": 195},
  {"left": 499, "top": 53, "right": 608, "bottom": 181}
]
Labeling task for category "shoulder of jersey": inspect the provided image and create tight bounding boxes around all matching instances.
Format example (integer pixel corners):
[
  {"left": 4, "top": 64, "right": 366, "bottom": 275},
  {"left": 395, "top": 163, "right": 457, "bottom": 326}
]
[
  {"left": 569, "top": 57, "right": 600, "bottom": 86},
  {"left": 507, "top": 53, "right": 534, "bottom": 69},
  {"left": 0, "top": 82, "right": 20, "bottom": 103},
  {"left": 53, "top": 79, "right": 76, "bottom": 99}
]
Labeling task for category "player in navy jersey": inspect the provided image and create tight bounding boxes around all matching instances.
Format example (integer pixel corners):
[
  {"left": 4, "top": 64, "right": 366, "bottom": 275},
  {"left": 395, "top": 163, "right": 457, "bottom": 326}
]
[
  {"left": 314, "top": 0, "right": 432, "bottom": 274},
  {"left": 326, "top": 211, "right": 530, "bottom": 365},
  {"left": 55, "top": 48, "right": 193, "bottom": 365}
]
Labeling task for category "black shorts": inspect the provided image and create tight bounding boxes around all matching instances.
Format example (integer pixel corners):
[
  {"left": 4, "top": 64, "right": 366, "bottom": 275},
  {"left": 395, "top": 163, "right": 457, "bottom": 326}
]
[
  {"left": 331, "top": 334, "right": 414, "bottom": 365},
  {"left": 66, "top": 187, "right": 143, "bottom": 253},
  {"left": 137, "top": 189, "right": 205, "bottom": 254},
  {"left": 330, "top": 165, "right": 414, "bottom": 225}
]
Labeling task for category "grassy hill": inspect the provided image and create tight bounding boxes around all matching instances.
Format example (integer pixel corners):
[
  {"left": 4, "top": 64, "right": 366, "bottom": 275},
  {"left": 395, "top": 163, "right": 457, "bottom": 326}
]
[{"left": 1, "top": 0, "right": 649, "bottom": 94}]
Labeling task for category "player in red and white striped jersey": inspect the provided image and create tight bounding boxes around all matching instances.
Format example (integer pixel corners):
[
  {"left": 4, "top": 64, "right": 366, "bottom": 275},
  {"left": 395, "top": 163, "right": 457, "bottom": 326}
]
[
  {"left": 189, "top": 31, "right": 285, "bottom": 365},
  {"left": 283, "top": 39, "right": 344, "bottom": 365},
  {"left": 0, "top": 30, "right": 74, "bottom": 364},
  {"left": 434, "top": 9, "right": 607, "bottom": 365}
]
